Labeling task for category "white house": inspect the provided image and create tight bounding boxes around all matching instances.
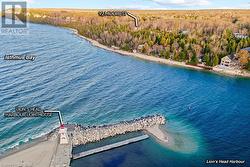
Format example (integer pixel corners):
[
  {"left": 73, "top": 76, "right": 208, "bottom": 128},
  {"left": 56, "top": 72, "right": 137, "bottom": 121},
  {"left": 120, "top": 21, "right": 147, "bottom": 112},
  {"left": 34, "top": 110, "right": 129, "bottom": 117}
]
[
  {"left": 220, "top": 56, "right": 232, "bottom": 67},
  {"left": 234, "top": 33, "right": 248, "bottom": 39},
  {"left": 181, "top": 30, "right": 189, "bottom": 35},
  {"left": 220, "top": 54, "right": 238, "bottom": 68},
  {"left": 137, "top": 44, "right": 144, "bottom": 51},
  {"left": 65, "top": 16, "right": 71, "bottom": 22}
]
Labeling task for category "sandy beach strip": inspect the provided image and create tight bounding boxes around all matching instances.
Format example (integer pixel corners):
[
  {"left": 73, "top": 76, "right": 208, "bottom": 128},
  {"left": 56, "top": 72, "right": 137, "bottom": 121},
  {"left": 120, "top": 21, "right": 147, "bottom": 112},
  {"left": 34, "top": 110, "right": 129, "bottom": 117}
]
[
  {"left": 65, "top": 27, "right": 250, "bottom": 78},
  {"left": 213, "top": 66, "right": 250, "bottom": 77}
]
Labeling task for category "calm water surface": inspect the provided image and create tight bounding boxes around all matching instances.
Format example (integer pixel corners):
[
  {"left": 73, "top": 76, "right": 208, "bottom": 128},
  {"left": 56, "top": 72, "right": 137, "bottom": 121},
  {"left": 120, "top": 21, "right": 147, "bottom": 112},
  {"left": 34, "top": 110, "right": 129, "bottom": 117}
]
[{"left": 0, "top": 22, "right": 249, "bottom": 167}]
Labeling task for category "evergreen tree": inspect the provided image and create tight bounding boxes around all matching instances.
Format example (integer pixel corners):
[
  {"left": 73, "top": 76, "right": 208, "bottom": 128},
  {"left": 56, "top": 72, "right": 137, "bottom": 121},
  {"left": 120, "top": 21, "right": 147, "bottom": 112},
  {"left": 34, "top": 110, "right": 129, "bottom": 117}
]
[
  {"left": 165, "top": 50, "right": 170, "bottom": 59},
  {"left": 213, "top": 55, "right": 219, "bottom": 66},
  {"left": 203, "top": 53, "right": 211, "bottom": 66},
  {"left": 179, "top": 51, "right": 186, "bottom": 61},
  {"left": 173, "top": 51, "right": 179, "bottom": 61},
  {"left": 189, "top": 53, "right": 198, "bottom": 65}
]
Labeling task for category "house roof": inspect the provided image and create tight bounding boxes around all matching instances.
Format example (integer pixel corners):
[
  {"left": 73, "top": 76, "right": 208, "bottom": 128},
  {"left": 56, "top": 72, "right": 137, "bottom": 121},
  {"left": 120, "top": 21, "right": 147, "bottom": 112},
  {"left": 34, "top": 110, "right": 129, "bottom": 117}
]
[
  {"left": 222, "top": 56, "right": 232, "bottom": 61},
  {"left": 222, "top": 54, "right": 236, "bottom": 60},
  {"left": 241, "top": 47, "right": 250, "bottom": 52}
]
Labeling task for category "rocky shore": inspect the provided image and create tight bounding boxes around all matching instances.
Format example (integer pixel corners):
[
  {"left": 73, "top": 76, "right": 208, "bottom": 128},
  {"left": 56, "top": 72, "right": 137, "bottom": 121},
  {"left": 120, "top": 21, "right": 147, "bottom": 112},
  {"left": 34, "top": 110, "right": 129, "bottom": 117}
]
[{"left": 72, "top": 115, "right": 166, "bottom": 146}]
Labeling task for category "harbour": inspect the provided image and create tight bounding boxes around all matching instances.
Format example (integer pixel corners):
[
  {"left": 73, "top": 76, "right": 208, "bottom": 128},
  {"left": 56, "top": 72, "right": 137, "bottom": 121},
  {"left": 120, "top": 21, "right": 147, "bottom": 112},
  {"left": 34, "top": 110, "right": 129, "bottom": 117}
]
[{"left": 0, "top": 115, "right": 166, "bottom": 167}]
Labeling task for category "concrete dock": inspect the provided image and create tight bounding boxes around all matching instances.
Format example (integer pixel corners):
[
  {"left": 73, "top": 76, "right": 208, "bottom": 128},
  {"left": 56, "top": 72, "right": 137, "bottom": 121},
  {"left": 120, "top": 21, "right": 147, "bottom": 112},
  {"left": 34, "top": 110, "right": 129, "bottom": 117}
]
[
  {"left": 49, "top": 135, "right": 72, "bottom": 167},
  {"left": 73, "top": 134, "right": 149, "bottom": 160}
]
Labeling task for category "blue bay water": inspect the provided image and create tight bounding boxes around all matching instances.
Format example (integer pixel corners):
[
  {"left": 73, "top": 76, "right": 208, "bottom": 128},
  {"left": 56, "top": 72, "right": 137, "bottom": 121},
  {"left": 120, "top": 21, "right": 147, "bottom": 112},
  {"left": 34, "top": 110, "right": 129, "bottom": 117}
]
[{"left": 0, "top": 22, "right": 250, "bottom": 167}]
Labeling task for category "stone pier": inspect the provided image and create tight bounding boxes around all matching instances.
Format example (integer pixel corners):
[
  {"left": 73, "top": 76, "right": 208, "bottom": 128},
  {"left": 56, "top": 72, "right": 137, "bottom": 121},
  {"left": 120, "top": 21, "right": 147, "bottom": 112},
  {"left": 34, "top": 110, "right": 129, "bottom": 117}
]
[{"left": 0, "top": 115, "right": 166, "bottom": 167}]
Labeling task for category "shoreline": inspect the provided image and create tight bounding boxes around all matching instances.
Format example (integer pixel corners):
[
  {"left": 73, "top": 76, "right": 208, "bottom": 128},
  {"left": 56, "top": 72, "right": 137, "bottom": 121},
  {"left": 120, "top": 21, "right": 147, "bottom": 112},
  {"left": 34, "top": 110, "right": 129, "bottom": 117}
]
[
  {"left": 66, "top": 27, "right": 250, "bottom": 78},
  {"left": 0, "top": 129, "right": 56, "bottom": 159},
  {"left": 0, "top": 130, "right": 59, "bottom": 167}
]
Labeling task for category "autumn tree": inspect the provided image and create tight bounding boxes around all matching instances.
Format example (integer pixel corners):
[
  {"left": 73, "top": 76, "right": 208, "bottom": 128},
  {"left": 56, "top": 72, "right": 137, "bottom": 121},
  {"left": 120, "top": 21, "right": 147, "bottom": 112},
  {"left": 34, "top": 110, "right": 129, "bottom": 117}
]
[
  {"left": 27, "top": 9, "right": 250, "bottom": 66},
  {"left": 237, "top": 50, "right": 249, "bottom": 67},
  {"left": 142, "top": 43, "right": 150, "bottom": 55}
]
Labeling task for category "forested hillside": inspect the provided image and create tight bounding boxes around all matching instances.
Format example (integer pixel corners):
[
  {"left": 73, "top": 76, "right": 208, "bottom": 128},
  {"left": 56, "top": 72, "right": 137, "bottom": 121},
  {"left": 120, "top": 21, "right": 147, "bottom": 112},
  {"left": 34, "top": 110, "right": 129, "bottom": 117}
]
[{"left": 25, "top": 9, "right": 250, "bottom": 69}]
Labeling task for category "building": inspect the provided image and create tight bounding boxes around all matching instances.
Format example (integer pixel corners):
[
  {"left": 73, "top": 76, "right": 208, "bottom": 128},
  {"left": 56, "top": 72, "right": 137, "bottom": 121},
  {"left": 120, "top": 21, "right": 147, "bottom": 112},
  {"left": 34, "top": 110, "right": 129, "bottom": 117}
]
[
  {"left": 65, "top": 16, "right": 76, "bottom": 22},
  {"left": 65, "top": 16, "right": 71, "bottom": 22},
  {"left": 220, "top": 54, "right": 238, "bottom": 68},
  {"left": 234, "top": 33, "right": 248, "bottom": 39},
  {"left": 137, "top": 44, "right": 144, "bottom": 52},
  {"left": 180, "top": 30, "right": 189, "bottom": 35},
  {"left": 59, "top": 125, "right": 69, "bottom": 144},
  {"left": 220, "top": 56, "right": 232, "bottom": 67}
]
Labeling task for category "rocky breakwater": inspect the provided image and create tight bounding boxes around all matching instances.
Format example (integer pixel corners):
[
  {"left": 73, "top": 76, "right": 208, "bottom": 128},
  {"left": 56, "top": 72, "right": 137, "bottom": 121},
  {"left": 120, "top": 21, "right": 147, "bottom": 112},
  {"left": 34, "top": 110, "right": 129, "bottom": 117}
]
[{"left": 72, "top": 115, "right": 166, "bottom": 146}]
